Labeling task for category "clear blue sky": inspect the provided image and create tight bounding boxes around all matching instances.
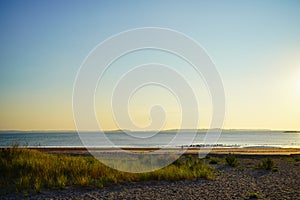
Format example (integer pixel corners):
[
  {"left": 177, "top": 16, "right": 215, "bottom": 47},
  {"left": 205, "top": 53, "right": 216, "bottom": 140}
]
[{"left": 1, "top": 0, "right": 300, "bottom": 130}]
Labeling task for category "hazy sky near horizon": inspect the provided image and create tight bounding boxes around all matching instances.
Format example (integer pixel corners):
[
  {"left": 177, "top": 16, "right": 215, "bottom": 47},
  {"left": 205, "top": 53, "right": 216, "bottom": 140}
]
[{"left": 1, "top": 0, "right": 300, "bottom": 130}]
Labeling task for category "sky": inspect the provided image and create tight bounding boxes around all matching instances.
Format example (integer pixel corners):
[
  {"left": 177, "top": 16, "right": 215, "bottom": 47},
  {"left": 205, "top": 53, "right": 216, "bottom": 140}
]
[{"left": 0, "top": 0, "right": 300, "bottom": 131}]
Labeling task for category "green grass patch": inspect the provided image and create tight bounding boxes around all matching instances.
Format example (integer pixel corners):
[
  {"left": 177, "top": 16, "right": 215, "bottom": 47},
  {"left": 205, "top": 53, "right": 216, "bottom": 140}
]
[
  {"left": 208, "top": 156, "right": 221, "bottom": 165},
  {"left": 256, "top": 158, "right": 277, "bottom": 171},
  {"left": 248, "top": 192, "right": 260, "bottom": 199},
  {"left": 224, "top": 153, "right": 238, "bottom": 167},
  {"left": 0, "top": 148, "right": 214, "bottom": 194}
]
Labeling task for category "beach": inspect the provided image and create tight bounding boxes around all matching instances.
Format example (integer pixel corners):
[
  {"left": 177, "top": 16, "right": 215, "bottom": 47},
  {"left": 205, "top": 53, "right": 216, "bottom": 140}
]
[
  {"left": 30, "top": 147, "right": 300, "bottom": 156},
  {"left": 2, "top": 0, "right": 300, "bottom": 199},
  {"left": 1, "top": 147, "right": 300, "bottom": 200}
]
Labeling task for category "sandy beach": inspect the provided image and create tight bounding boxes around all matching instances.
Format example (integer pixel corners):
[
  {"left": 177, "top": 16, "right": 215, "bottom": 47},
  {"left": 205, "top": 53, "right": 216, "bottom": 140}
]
[
  {"left": 1, "top": 147, "right": 300, "bottom": 200},
  {"left": 4, "top": 159, "right": 300, "bottom": 200}
]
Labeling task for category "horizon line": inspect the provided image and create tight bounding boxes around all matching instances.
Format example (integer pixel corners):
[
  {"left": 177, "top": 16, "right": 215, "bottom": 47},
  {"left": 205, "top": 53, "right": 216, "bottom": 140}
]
[{"left": 0, "top": 128, "right": 299, "bottom": 132}]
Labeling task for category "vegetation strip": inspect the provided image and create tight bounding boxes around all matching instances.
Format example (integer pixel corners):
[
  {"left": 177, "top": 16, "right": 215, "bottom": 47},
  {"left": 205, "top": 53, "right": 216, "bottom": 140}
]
[{"left": 0, "top": 148, "right": 214, "bottom": 194}]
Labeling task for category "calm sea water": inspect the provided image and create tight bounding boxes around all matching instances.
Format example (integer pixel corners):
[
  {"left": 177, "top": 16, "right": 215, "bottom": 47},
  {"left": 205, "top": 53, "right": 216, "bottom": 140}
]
[{"left": 0, "top": 130, "right": 299, "bottom": 148}]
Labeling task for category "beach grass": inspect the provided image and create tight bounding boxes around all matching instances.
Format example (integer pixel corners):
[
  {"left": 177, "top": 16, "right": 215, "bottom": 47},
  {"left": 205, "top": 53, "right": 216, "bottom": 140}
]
[
  {"left": 224, "top": 153, "right": 238, "bottom": 167},
  {"left": 206, "top": 156, "right": 222, "bottom": 165},
  {"left": 248, "top": 192, "right": 260, "bottom": 199},
  {"left": 256, "top": 157, "right": 278, "bottom": 171},
  {"left": 0, "top": 148, "right": 214, "bottom": 194}
]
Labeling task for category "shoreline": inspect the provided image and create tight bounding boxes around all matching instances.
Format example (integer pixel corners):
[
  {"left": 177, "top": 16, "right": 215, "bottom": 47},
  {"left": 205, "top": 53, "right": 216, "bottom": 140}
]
[{"left": 2, "top": 147, "right": 300, "bottom": 155}]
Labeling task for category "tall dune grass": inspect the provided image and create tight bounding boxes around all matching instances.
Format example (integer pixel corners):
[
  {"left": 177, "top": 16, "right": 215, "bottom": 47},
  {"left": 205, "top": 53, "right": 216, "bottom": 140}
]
[{"left": 0, "top": 148, "right": 214, "bottom": 194}]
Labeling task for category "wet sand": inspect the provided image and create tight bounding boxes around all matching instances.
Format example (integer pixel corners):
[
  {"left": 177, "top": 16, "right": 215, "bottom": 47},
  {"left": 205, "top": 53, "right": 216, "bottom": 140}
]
[{"left": 25, "top": 147, "right": 300, "bottom": 156}]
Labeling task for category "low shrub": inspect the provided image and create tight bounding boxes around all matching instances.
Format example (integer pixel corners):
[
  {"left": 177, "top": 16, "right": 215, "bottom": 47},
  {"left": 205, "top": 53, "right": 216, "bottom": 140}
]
[
  {"left": 225, "top": 153, "right": 238, "bottom": 167},
  {"left": 257, "top": 158, "right": 276, "bottom": 171},
  {"left": 208, "top": 157, "right": 221, "bottom": 164}
]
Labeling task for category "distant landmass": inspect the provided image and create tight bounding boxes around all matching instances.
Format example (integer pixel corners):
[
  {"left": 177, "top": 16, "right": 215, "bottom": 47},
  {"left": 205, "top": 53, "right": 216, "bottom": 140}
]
[{"left": 283, "top": 131, "right": 300, "bottom": 133}]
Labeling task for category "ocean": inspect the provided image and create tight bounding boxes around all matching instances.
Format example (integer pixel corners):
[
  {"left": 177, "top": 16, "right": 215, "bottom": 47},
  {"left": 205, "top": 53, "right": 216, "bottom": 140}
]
[{"left": 0, "top": 130, "right": 299, "bottom": 148}]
